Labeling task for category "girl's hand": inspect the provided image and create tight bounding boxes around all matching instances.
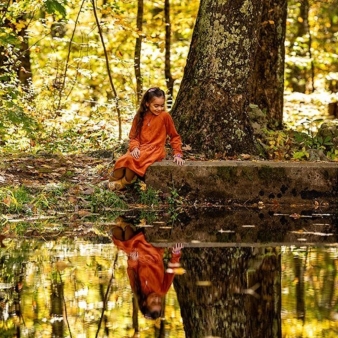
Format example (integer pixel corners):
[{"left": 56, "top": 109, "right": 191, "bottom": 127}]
[
  {"left": 173, "top": 155, "right": 184, "bottom": 166},
  {"left": 131, "top": 147, "right": 140, "bottom": 159},
  {"left": 171, "top": 243, "right": 184, "bottom": 254},
  {"left": 129, "top": 251, "right": 139, "bottom": 261}
]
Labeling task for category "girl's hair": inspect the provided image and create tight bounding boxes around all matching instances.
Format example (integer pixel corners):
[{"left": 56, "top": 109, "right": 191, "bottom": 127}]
[
  {"left": 134, "top": 87, "right": 165, "bottom": 137},
  {"left": 133, "top": 276, "right": 162, "bottom": 319}
]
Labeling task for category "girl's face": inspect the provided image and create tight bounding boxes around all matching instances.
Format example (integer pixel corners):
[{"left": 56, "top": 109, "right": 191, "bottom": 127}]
[
  {"left": 146, "top": 293, "right": 162, "bottom": 314},
  {"left": 146, "top": 97, "right": 165, "bottom": 115}
]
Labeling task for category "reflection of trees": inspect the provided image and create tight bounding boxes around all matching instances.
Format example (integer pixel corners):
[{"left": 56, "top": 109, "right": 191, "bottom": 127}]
[
  {"left": 50, "top": 277, "right": 65, "bottom": 338},
  {"left": 283, "top": 247, "right": 338, "bottom": 337},
  {"left": 294, "top": 252, "right": 306, "bottom": 321},
  {"left": 174, "top": 247, "right": 281, "bottom": 338},
  {"left": 0, "top": 244, "right": 28, "bottom": 336}
]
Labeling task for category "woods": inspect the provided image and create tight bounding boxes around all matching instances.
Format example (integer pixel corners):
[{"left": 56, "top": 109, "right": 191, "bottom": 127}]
[{"left": 0, "top": 0, "right": 338, "bottom": 159}]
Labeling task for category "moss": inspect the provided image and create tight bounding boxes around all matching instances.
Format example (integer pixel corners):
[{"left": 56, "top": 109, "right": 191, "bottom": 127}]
[
  {"left": 216, "top": 166, "right": 237, "bottom": 182},
  {"left": 258, "top": 165, "right": 287, "bottom": 181}
]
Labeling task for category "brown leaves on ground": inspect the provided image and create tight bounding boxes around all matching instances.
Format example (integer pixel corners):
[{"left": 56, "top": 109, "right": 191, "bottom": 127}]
[{"left": 0, "top": 153, "right": 111, "bottom": 187}]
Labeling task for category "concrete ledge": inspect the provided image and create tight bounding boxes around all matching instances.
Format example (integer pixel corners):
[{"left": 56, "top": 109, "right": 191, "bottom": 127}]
[{"left": 145, "top": 160, "right": 338, "bottom": 205}]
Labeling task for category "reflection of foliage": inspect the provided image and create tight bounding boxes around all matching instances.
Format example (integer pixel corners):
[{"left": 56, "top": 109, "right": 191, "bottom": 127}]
[
  {"left": 138, "top": 185, "right": 160, "bottom": 207},
  {"left": 0, "top": 239, "right": 184, "bottom": 336},
  {"left": 282, "top": 246, "right": 338, "bottom": 337}
]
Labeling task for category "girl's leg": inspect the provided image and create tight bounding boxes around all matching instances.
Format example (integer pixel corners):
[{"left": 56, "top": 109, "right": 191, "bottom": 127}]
[
  {"left": 112, "top": 227, "right": 124, "bottom": 241},
  {"left": 111, "top": 168, "right": 125, "bottom": 181},
  {"left": 124, "top": 168, "right": 137, "bottom": 183},
  {"left": 124, "top": 225, "right": 137, "bottom": 240}
]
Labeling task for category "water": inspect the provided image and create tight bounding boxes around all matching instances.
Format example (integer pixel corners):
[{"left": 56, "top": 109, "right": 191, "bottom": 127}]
[{"left": 1, "top": 207, "right": 337, "bottom": 338}]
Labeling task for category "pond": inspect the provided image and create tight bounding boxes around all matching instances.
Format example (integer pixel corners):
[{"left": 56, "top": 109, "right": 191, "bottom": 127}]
[{"left": 1, "top": 206, "right": 338, "bottom": 338}]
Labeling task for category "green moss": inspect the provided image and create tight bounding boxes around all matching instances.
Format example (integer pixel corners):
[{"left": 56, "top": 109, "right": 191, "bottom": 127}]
[
  {"left": 258, "top": 166, "right": 287, "bottom": 181},
  {"left": 216, "top": 166, "right": 237, "bottom": 182}
]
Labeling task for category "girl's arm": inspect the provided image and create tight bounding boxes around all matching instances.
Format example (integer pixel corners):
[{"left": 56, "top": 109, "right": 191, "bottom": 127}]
[
  {"left": 161, "top": 244, "right": 183, "bottom": 293},
  {"left": 165, "top": 114, "right": 183, "bottom": 158},
  {"left": 128, "top": 116, "right": 141, "bottom": 151},
  {"left": 127, "top": 251, "right": 139, "bottom": 292}
]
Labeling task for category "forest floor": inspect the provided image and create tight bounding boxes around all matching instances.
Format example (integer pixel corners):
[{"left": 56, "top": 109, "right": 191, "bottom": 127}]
[{"left": 0, "top": 91, "right": 338, "bottom": 241}]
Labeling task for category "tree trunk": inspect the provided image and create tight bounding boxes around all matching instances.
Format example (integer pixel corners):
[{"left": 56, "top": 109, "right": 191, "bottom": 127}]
[
  {"left": 287, "top": 0, "right": 311, "bottom": 93},
  {"left": 134, "top": 0, "right": 144, "bottom": 104},
  {"left": 164, "top": 0, "right": 174, "bottom": 110},
  {"left": 249, "top": 0, "right": 287, "bottom": 129},
  {"left": 171, "top": 0, "right": 264, "bottom": 158},
  {"left": 51, "top": 281, "right": 64, "bottom": 338},
  {"left": 0, "top": 1, "right": 32, "bottom": 87},
  {"left": 173, "top": 247, "right": 281, "bottom": 338}
]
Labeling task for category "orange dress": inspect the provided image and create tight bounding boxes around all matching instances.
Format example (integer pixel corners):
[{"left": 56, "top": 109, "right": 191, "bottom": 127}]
[
  {"left": 114, "top": 111, "right": 183, "bottom": 177},
  {"left": 113, "top": 232, "right": 181, "bottom": 296}
]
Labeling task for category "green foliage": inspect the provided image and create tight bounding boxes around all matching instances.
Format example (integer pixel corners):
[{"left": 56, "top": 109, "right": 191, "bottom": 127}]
[
  {"left": 166, "top": 187, "right": 184, "bottom": 223},
  {"left": 138, "top": 185, "right": 160, "bottom": 206},
  {"left": 88, "top": 188, "right": 127, "bottom": 212},
  {"left": 0, "top": 186, "right": 32, "bottom": 213},
  {"left": 44, "top": 0, "right": 67, "bottom": 18}
]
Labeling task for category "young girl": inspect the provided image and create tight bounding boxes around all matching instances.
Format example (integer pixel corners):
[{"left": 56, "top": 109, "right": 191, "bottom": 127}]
[
  {"left": 112, "top": 219, "right": 183, "bottom": 319},
  {"left": 108, "top": 87, "right": 184, "bottom": 191}
]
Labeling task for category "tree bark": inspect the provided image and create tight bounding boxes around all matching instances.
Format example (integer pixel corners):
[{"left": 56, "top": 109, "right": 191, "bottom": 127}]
[
  {"left": 173, "top": 247, "right": 281, "bottom": 338},
  {"left": 249, "top": 0, "right": 287, "bottom": 129},
  {"left": 171, "top": 0, "right": 264, "bottom": 158}
]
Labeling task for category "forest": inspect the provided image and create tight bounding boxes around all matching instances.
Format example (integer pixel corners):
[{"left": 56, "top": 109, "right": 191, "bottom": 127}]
[
  {"left": 1, "top": 1, "right": 338, "bottom": 337},
  {"left": 0, "top": 0, "right": 337, "bottom": 160}
]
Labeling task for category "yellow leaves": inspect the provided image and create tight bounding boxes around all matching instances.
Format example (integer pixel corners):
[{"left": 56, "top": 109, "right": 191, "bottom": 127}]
[{"left": 15, "top": 20, "right": 27, "bottom": 32}]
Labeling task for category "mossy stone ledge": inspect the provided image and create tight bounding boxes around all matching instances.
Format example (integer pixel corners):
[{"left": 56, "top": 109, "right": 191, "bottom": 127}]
[{"left": 145, "top": 160, "right": 338, "bottom": 205}]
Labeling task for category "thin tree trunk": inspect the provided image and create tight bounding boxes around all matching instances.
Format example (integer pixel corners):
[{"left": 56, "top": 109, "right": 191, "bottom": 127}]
[
  {"left": 164, "top": 0, "right": 174, "bottom": 110},
  {"left": 91, "top": 0, "right": 122, "bottom": 140},
  {"left": 288, "top": 0, "right": 311, "bottom": 93},
  {"left": 249, "top": 0, "right": 287, "bottom": 129},
  {"left": 134, "top": 0, "right": 144, "bottom": 104}
]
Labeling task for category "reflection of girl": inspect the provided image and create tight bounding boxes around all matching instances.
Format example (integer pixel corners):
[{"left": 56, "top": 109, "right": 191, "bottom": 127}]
[{"left": 112, "top": 223, "right": 183, "bottom": 319}]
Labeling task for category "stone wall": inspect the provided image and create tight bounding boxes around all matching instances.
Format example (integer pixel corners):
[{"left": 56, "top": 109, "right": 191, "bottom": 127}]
[{"left": 145, "top": 160, "right": 338, "bottom": 205}]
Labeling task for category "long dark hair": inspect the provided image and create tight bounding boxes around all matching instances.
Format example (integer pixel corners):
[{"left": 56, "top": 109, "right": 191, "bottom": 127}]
[
  {"left": 134, "top": 87, "right": 165, "bottom": 137},
  {"left": 133, "top": 275, "right": 162, "bottom": 319}
]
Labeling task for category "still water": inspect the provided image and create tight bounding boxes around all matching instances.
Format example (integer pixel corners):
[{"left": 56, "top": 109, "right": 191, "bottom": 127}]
[{"left": 1, "top": 207, "right": 338, "bottom": 338}]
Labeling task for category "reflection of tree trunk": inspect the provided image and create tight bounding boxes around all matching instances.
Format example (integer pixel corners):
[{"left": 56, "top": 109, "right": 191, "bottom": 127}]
[
  {"left": 174, "top": 247, "right": 281, "bottom": 338},
  {"left": 51, "top": 282, "right": 64, "bottom": 338},
  {"left": 294, "top": 256, "right": 305, "bottom": 321},
  {"left": 132, "top": 295, "right": 139, "bottom": 333},
  {"left": 319, "top": 251, "right": 336, "bottom": 319},
  {"left": 246, "top": 248, "right": 281, "bottom": 337}
]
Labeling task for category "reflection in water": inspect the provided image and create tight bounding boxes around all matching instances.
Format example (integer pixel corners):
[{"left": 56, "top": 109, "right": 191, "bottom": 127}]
[
  {"left": 112, "top": 217, "right": 183, "bottom": 323},
  {"left": 1, "top": 238, "right": 338, "bottom": 337}
]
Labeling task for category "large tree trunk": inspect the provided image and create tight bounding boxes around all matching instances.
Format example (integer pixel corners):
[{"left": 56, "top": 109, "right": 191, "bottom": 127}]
[
  {"left": 249, "top": 0, "right": 287, "bottom": 129},
  {"left": 174, "top": 247, "right": 281, "bottom": 338},
  {"left": 171, "top": 0, "right": 264, "bottom": 158}
]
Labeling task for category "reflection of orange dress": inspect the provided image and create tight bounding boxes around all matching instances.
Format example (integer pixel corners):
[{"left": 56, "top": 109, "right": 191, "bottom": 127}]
[
  {"left": 114, "top": 111, "right": 183, "bottom": 177},
  {"left": 113, "top": 232, "right": 181, "bottom": 296}
]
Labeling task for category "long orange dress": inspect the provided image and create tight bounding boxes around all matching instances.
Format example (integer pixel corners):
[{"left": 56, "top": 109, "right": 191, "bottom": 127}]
[
  {"left": 114, "top": 111, "right": 183, "bottom": 177},
  {"left": 113, "top": 232, "right": 181, "bottom": 296}
]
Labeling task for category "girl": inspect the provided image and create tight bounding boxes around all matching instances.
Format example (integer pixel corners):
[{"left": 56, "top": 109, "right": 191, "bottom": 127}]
[
  {"left": 108, "top": 87, "right": 184, "bottom": 191},
  {"left": 112, "top": 219, "right": 183, "bottom": 319}
]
